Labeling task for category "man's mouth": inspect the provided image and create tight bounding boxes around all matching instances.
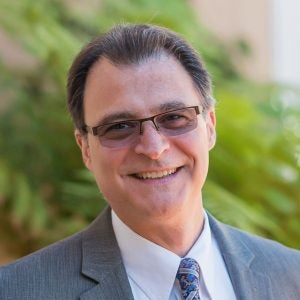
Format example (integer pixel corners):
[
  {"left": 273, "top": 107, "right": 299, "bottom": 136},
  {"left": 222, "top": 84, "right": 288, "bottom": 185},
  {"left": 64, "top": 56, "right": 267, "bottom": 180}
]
[{"left": 132, "top": 167, "right": 179, "bottom": 180}]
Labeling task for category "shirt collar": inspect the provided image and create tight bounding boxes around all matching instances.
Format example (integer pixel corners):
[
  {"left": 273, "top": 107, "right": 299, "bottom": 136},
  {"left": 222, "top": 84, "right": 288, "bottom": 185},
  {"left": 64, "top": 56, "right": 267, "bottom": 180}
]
[{"left": 112, "top": 209, "right": 213, "bottom": 299}]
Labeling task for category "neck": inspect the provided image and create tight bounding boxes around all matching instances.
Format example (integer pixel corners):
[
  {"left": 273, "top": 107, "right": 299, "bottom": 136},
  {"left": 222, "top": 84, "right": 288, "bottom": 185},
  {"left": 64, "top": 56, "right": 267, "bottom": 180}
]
[{"left": 114, "top": 206, "right": 204, "bottom": 257}]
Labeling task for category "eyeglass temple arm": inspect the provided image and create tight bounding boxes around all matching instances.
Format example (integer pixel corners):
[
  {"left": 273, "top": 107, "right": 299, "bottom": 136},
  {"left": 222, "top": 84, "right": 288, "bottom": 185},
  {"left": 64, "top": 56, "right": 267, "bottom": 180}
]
[{"left": 82, "top": 125, "right": 96, "bottom": 135}]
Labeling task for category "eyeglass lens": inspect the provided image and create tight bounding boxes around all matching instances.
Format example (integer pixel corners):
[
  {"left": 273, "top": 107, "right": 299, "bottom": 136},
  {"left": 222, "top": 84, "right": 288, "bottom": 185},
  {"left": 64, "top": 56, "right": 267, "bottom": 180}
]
[{"left": 95, "top": 106, "right": 200, "bottom": 148}]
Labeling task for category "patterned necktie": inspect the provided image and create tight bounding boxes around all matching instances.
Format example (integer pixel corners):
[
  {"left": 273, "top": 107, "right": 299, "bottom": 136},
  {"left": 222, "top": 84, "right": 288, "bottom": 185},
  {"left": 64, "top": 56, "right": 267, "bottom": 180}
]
[{"left": 176, "top": 257, "right": 201, "bottom": 300}]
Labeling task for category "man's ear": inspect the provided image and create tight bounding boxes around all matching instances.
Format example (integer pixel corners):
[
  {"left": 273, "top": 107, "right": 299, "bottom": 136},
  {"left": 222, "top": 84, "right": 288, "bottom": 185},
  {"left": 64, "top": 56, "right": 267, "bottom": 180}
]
[
  {"left": 206, "top": 109, "right": 216, "bottom": 150},
  {"left": 74, "top": 129, "right": 93, "bottom": 171}
]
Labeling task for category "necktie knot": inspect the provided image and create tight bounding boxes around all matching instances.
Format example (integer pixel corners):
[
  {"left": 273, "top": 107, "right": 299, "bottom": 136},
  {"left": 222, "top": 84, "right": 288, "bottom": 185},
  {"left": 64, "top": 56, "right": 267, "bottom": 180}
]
[{"left": 176, "top": 257, "right": 201, "bottom": 300}]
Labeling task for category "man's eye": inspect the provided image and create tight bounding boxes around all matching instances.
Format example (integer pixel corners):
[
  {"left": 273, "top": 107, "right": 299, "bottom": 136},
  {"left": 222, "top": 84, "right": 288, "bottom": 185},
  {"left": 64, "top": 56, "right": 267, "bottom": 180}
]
[
  {"left": 107, "top": 122, "right": 134, "bottom": 131},
  {"left": 165, "top": 114, "right": 184, "bottom": 120},
  {"left": 99, "top": 121, "right": 137, "bottom": 139},
  {"left": 158, "top": 112, "right": 191, "bottom": 129},
  {"left": 160, "top": 113, "right": 187, "bottom": 123}
]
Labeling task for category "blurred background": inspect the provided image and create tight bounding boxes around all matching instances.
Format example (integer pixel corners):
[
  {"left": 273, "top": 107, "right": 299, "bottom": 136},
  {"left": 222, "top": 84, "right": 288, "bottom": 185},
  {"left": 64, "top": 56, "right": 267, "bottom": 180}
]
[{"left": 0, "top": 0, "right": 299, "bottom": 264}]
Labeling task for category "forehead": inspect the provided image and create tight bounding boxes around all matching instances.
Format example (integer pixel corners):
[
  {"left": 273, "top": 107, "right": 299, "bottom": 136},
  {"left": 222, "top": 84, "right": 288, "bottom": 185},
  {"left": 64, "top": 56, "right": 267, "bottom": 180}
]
[{"left": 83, "top": 55, "right": 201, "bottom": 124}]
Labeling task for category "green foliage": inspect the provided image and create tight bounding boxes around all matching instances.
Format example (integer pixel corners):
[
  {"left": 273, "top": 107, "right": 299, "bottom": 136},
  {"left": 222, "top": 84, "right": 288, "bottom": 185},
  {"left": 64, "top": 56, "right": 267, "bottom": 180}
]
[
  {"left": 0, "top": 0, "right": 299, "bottom": 257},
  {"left": 205, "top": 86, "right": 300, "bottom": 247}
]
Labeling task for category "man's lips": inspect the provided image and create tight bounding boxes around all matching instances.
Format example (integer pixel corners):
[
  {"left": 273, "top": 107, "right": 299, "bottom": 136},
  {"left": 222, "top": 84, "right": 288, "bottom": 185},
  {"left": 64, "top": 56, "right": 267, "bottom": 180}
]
[{"left": 130, "top": 167, "right": 182, "bottom": 180}]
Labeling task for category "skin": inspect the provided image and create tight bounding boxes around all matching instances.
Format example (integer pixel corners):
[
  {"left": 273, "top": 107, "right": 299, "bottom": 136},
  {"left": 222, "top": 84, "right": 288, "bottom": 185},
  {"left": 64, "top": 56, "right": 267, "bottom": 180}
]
[{"left": 75, "top": 54, "right": 216, "bottom": 256}]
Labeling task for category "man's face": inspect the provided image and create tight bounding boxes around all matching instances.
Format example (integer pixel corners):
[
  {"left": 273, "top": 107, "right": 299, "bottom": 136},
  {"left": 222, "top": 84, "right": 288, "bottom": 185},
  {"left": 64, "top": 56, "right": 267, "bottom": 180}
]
[{"left": 75, "top": 55, "right": 216, "bottom": 225}]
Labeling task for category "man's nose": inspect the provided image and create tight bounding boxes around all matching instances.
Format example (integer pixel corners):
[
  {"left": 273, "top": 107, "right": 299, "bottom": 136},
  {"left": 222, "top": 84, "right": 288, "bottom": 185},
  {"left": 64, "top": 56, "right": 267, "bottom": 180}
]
[{"left": 134, "top": 122, "right": 170, "bottom": 160}]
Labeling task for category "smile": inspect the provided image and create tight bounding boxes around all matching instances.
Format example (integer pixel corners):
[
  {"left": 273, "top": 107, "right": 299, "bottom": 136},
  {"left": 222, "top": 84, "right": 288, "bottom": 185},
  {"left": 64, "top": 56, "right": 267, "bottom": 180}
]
[{"left": 133, "top": 168, "right": 178, "bottom": 179}]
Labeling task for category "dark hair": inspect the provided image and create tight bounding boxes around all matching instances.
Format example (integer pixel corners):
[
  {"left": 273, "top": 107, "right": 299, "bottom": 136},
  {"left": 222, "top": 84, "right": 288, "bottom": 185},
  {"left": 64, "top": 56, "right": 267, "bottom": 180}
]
[{"left": 67, "top": 23, "right": 214, "bottom": 132}]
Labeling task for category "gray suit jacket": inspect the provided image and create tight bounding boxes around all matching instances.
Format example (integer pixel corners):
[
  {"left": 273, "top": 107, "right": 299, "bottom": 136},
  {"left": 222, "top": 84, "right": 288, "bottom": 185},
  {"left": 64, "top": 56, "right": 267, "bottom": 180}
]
[{"left": 1, "top": 207, "right": 300, "bottom": 300}]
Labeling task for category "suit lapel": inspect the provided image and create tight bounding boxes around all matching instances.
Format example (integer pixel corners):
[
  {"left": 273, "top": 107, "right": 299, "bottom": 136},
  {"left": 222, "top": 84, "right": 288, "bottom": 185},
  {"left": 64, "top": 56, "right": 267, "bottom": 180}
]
[
  {"left": 208, "top": 213, "right": 274, "bottom": 300},
  {"left": 79, "top": 207, "right": 134, "bottom": 300},
  {"left": 221, "top": 250, "right": 273, "bottom": 300}
]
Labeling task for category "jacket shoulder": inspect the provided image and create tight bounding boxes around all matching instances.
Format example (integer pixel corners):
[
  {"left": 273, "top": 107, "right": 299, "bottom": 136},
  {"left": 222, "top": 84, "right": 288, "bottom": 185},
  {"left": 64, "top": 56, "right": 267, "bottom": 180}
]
[
  {"left": 209, "top": 214, "right": 300, "bottom": 293},
  {"left": 225, "top": 222, "right": 300, "bottom": 263},
  {"left": 0, "top": 229, "right": 93, "bottom": 300}
]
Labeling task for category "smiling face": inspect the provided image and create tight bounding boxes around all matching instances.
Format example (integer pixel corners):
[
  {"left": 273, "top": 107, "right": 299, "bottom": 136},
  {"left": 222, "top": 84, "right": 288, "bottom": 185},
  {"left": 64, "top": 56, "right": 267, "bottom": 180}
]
[{"left": 75, "top": 54, "right": 216, "bottom": 227}]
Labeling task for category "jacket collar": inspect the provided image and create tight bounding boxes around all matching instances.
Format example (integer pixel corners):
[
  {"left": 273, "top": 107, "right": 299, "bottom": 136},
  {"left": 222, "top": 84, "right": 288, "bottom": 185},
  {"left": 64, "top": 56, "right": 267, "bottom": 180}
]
[
  {"left": 79, "top": 207, "right": 134, "bottom": 300},
  {"left": 207, "top": 212, "right": 274, "bottom": 300}
]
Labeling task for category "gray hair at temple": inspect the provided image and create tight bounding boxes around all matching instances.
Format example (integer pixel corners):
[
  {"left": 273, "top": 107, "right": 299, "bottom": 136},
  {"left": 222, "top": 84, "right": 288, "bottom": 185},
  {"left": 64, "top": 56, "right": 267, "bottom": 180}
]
[{"left": 67, "top": 23, "right": 215, "bottom": 133}]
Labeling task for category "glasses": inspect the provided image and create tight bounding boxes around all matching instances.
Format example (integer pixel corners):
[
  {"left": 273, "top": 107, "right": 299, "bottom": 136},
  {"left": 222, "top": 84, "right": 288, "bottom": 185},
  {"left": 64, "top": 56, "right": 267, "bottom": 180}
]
[{"left": 84, "top": 106, "right": 202, "bottom": 148}]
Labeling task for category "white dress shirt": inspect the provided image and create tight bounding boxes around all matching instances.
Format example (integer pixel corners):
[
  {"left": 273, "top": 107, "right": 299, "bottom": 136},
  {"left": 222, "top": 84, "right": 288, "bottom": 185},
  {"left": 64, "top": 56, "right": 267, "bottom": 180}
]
[{"left": 112, "top": 210, "right": 236, "bottom": 300}]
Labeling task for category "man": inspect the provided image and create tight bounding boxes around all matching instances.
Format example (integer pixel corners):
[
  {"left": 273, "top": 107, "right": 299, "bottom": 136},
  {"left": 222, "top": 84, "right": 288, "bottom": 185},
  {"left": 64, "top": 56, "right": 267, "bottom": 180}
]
[{"left": 1, "top": 24, "right": 300, "bottom": 300}]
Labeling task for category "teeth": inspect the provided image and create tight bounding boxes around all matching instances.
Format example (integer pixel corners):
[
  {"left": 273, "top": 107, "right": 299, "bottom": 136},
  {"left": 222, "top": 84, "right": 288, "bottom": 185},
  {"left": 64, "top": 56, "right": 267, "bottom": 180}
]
[{"left": 135, "top": 168, "right": 177, "bottom": 179}]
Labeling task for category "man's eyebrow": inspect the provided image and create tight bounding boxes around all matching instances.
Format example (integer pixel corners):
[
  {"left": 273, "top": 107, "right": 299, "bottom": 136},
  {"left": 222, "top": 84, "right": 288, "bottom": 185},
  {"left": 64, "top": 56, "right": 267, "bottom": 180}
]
[
  {"left": 97, "top": 111, "right": 136, "bottom": 125},
  {"left": 159, "top": 101, "right": 187, "bottom": 112}
]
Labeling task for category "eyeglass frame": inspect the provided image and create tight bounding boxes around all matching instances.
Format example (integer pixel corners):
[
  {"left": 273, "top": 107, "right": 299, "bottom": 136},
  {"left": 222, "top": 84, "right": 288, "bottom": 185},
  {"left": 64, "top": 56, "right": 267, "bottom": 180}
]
[{"left": 82, "top": 105, "right": 202, "bottom": 146}]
